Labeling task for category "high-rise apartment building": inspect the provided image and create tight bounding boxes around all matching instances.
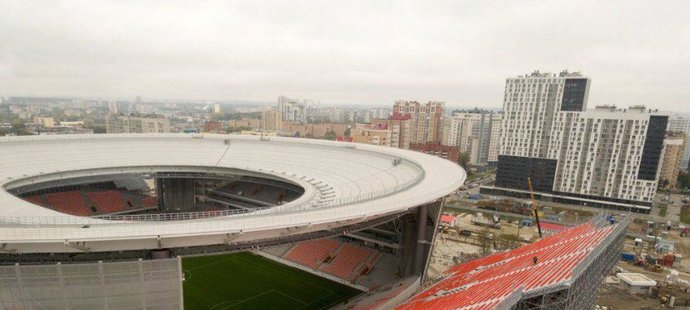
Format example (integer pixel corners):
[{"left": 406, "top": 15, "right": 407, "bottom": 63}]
[
  {"left": 261, "top": 110, "right": 283, "bottom": 131},
  {"left": 106, "top": 115, "right": 170, "bottom": 133},
  {"left": 278, "top": 96, "right": 314, "bottom": 123},
  {"left": 107, "top": 101, "right": 118, "bottom": 114},
  {"left": 441, "top": 110, "right": 501, "bottom": 166},
  {"left": 392, "top": 101, "right": 444, "bottom": 144},
  {"left": 370, "top": 118, "right": 411, "bottom": 149},
  {"left": 668, "top": 116, "right": 690, "bottom": 170},
  {"left": 483, "top": 70, "right": 668, "bottom": 214},
  {"left": 659, "top": 132, "right": 687, "bottom": 189}
]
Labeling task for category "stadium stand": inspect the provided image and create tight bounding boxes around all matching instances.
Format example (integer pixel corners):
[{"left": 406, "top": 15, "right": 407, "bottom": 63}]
[
  {"left": 24, "top": 195, "right": 46, "bottom": 207},
  {"left": 321, "top": 243, "right": 376, "bottom": 279},
  {"left": 283, "top": 239, "right": 341, "bottom": 269},
  {"left": 87, "top": 191, "right": 127, "bottom": 214},
  {"left": 396, "top": 215, "right": 627, "bottom": 310},
  {"left": 282, "top": 238, "right": 383, "bottom": 282},
  {"left": 45, "top": 191, "right": 91, "bottom": 216}
]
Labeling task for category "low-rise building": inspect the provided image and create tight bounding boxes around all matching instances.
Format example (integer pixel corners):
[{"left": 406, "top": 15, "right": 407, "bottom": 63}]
[{"left": 616, "top": 273, "right": 656, "bottom": 295}]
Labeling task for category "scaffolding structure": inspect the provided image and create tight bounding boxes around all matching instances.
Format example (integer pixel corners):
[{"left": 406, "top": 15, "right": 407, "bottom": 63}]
[
  {"left": 509, "top": 214, "right": 630, "bottom": 310},
  {"left": 0, "top": 257, "right": 183, "bottom": 309}
]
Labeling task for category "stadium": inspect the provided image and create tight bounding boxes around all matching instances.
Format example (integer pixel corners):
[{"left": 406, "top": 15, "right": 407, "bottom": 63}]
[{"left": 0, "top": 134, "right": 627, "bottom": 309}]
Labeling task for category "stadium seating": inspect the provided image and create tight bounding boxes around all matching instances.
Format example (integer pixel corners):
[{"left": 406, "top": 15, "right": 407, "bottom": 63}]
[
  {"left": 24, "top": 195, "right": 46, "bottom": 206},
  {"left": 87, "top": 191, "right": 127, "bottom": 214},
  {"left": 141, "top": 196, "right": 158, "bottom": 208},
  {"left": 45, "top": 191, "right": 91, "bottom": 216},
  {"left": 321, "top": 243, "right": 376, "bottom": 280},
  {"left": 283, "top": 239, "right": 341, "bottom": 270}
]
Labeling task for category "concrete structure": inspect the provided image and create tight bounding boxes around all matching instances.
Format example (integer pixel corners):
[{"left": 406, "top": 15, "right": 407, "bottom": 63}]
[
  {"left": 392, "top": 101, "right": 444, "bottom": 144},
  {"left": 261, "top": 109, "right": 283, "bottom": 131},
  {"left": 616, "top": 273, "right": 656, "bottom": 295},
  {"left": 483, "top": 70, "right": 668, "bottom": 213},
  {"left": 0, "top": 134, "right": 464, "bottom": 255},
  {"left": 106, "top": 115, "right": 170, "bottom": 133},
  {"left": 278, "top": 96, "right": 314, "bottom": 124},
  {"left": 441, "top": 110, "right": 501, "bottom": 166},
  {"left": 213, "top": 103, "right": 221, "bottom": 114},
  {"left": 669, "top": 116, "right": 690, "bottom": 170},
  {"left": 0, "top": 257, "right": 183, "bottom": 309},
  {"left": 659, "top": 132, "right": 687, "bottom": 189}
]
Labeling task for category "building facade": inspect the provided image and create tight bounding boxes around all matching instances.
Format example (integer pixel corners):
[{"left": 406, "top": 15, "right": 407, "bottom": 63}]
[
  {"left": 106, "top": 115, "right": 170, "bottom": 133},
  {"left": 441, "top": 110, "right": 501, "bottom": 167},
  {"left": 668, "top": 116, "right": 690, "bottom": 170},
  {"left": 659, "top": 132, "right": 687, "bottom": 189},
  {"left": 370, "top": 118, "right": 411, "bottom": 149},
  {"left": 392, "top": 101, "right": 444, "bottom": 145},
  {"left": 485, "top": 70, "right": 668, "bottom": 213},
  {"left": 261, "top": 110, "right": 283, "bottom": 131},
  {"left": 278, "top": 96, "right": 314, "bottom": 124}
]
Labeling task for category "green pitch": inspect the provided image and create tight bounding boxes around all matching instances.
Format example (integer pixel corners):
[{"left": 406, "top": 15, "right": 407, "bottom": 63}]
[{"left": 182, "top": 252, "right": 362, "bottom": 310}]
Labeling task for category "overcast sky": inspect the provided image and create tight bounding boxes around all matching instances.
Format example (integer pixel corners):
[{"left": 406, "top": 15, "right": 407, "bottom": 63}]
[{"left": 1, "top": 1, "right": 688, "bottom": 111}]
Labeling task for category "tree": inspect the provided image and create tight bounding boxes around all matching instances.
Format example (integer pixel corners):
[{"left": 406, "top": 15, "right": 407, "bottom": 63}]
[
  {"left": 458, "top": 151, "right": 470, "bottom": 168},
  {"left": 324, "top": 130, "right": 337, "bottom": 140},
  {"left": 477, "top": 228, "right": 494, "bottom": 256}
]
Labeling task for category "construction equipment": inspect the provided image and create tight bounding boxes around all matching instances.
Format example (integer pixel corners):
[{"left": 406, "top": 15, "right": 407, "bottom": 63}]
[{"left": 527, "top": 177, "right": 543, "bottom": 238}]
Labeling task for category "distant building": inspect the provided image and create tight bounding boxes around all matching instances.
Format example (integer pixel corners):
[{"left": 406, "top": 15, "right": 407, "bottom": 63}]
[
  {"left": 204, "top": 120, "right": 223, "bottom": 133},
  {"left": 261, "top": 110, "right": 282, "bottom": 131},
  {"left": 441, "top": 110, "right": 501, "bottom": 167},
  {"left": 213, "top": 103, "right": 221, "bottom": 114},
  {"left": 350, "top": 124, "right": 394, "bottom": 147},
  {"left": 278, "top": 96, "right": 314, "bottom": 123},
  {"left": 392, "top": 101, "right": 444, "bottom": 144},
  {"left": 239, "top": 130, "right": 276, "bottom": 137},
  {"left": 33, "top": 117, "right": 55, "bottom": 128},
  {"left": 668, "top": 116, "right": 690, "bottom": 169},
  {"left": 410, "top": 143, "right": 459, "bottom": 163},
  {"left": 368, "top": 118, "right": 411, "bottom": 149},
  {"left": 107, "top": 101, "right": 118, "bottom": 114},
  {"left": 370, "top": 108, "right": 391, "bottom": 120},
  {"left": 106, "top": 115, "right": 170, "bottom": 133},
  {"left": 228, "top": 118, "right": 261, "bottom": 130},
  {"left": 659, "top": 132, "right": 687, "bottom": 189},
  {"left": 59, "top": 121, "right": 85, "bottom": 127},
  {"left": 484, "top": 70, "right": 668, "bottom": 214}
]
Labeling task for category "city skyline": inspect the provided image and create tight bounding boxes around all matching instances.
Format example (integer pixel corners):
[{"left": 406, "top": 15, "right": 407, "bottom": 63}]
[{"left": 1, "top": 1, "right": 689, "bottom": 111}]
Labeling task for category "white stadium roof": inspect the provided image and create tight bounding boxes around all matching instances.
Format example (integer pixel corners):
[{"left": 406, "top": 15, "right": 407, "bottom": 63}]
[{"left": 0, "top": 134, "right": 465, "bottom": 253}]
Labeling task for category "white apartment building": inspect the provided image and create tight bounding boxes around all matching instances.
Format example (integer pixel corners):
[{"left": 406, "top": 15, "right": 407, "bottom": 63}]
[
  {"left": 441, "top": 111, "right": 501, "bottom": 166},
  {"left": 668, "top": 116, "right": 690, "bottom": 170},
  {"left": 485, "top": 70, "right": 668, "bottom": 214},
  {"left": 278, "top": 96, "right": 315, "bottom": 123}
]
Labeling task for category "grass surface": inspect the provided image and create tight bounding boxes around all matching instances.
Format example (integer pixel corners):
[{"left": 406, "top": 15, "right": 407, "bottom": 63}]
[
  {"left": 183, "top": 252, "right": 362, "bottom": 310},
  {"left": 681, "top": 206, "right": 690, "bottom": 224}
]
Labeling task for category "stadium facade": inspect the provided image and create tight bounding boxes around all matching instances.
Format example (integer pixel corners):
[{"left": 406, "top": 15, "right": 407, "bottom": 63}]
[{"left": 0, "top": 134, "right": 465, "bottom": 308}]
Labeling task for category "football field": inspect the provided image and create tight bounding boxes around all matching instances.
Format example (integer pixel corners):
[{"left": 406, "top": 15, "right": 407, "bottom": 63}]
[{"left": 183, "top": 252, "right": 362, "bottom": 310}]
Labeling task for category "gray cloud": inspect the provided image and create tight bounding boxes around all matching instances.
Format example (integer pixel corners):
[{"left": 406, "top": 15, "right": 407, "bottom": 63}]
[{"left": 0, "top": 0, "right": 688, "bottom": 111}]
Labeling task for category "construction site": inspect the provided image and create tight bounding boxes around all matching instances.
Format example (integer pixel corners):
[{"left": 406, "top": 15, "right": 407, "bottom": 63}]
[{"left": 429, "top": 180, "right": 690, "bottom": 309}]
